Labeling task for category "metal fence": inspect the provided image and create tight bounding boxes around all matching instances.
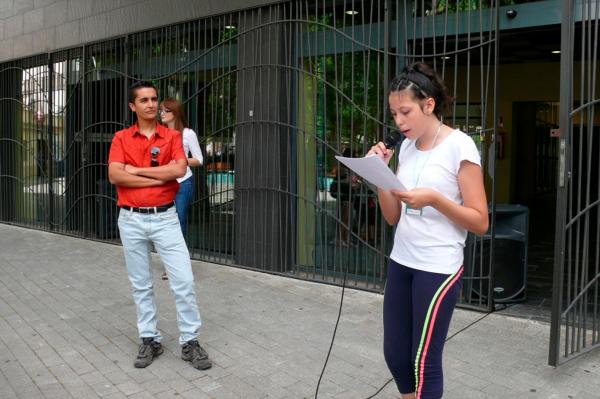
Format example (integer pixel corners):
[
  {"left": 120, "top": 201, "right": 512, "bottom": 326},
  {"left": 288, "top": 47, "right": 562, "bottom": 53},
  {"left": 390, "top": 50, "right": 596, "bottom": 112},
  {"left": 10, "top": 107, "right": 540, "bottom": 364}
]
[
  {"left": 0, "top": 0, "right": 499, "bottom": 307},
  {"left": 550, "top": 0, "right": 600, "bottom": 366}
]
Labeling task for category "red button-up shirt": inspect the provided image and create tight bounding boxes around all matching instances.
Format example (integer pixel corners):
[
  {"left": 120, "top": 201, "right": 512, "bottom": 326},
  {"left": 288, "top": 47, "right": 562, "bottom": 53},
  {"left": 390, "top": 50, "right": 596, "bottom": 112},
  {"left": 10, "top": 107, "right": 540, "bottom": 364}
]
[{"left": 108, "top": 123, "right": 186, "bottom": 207}]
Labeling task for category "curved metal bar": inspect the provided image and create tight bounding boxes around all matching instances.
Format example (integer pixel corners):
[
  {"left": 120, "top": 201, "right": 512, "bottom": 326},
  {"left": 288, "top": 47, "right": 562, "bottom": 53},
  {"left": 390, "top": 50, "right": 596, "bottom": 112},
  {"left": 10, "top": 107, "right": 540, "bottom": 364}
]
[
  {"left": 185, "top": 63, "right": 389, "bottom": 128},
  {"left": 564, "top": 199, "right": 600, "bottom": 229},
  {"left": 191, "top": 185, "right": 389, "bottom": 258},
  {"left": 0, "top": 66, "right": 50, "bottom": 102},
  {"left": 51, "top": 193, "right": 117, "bottom": 228},
  {"left": 197, "top": 119, "right": 393, "bottom": 157},
  {"left": 569, "top": 97, "right": 600, "bottom": 116},
  {"left": 0, "top": 175, "right": 50, "bottom": 218},
  {"left": 56, "top": 163, "right": 110, "bottom": 196},
  {"left": 561, "top": 271, "right": 600, "bottom": 316},
  {"left": 61, "top": 120, "right": 128, "bottom": 161},
  {"left": 0, "top": 138, "right": 51, "bottom": 179}
]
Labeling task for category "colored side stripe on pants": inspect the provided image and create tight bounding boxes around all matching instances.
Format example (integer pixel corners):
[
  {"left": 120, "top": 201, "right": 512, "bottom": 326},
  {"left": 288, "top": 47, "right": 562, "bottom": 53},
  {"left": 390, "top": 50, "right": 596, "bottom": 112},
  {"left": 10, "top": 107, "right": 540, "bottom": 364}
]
[{"left": 414, "top": 266, "right": 464, "bottom": 398}]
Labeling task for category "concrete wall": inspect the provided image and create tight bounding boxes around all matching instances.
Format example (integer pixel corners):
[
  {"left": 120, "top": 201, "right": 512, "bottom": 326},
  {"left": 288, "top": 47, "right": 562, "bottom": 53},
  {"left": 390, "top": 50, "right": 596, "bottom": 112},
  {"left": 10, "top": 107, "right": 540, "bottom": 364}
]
[{"left": 0, "top": 0, "right": 280, "bottom": 62}]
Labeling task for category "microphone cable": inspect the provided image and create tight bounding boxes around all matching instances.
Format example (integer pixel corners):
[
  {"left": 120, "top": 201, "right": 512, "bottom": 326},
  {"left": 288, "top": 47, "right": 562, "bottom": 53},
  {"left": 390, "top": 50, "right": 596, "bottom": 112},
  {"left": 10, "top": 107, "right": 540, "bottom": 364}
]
[
  {"left": 314, "top": 268, "right": 512, "bottom": 399},
  {"left": 314, "top": 135, "right": 400, "bottom": 399},
  {"left": 362, "top": 304, "right": 514, "bottom": 398},
  {"left": 313, "top": 249, "right": 349, "bottom": 399}
]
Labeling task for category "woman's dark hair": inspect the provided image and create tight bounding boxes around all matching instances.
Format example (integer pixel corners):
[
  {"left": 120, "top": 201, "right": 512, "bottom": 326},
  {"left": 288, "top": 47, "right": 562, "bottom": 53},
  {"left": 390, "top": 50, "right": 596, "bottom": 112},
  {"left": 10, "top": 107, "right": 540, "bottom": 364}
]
[
  {"left": 160, "top": 97, "right": 188, "bottom": 133},
  {"left": 389, "top": 62, "right": 453, "bottom": 118}
]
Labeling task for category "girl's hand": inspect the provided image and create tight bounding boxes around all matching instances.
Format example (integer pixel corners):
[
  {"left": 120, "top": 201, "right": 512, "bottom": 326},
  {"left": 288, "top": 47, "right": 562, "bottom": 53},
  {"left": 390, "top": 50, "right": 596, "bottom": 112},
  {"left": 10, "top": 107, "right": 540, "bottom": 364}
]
[
  {"left": 391, "top": 188, "right": 440, "bottom": 209},
  {"left": 366, "top": 142, "right": 394, "bottom": 165}
]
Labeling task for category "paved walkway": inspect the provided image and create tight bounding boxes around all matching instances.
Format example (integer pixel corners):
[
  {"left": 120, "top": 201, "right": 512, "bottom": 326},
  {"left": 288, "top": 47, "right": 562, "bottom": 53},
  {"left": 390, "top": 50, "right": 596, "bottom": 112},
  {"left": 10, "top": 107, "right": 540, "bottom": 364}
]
[{"left": 0, "top": 224, "right": 599, "bottom": 399}]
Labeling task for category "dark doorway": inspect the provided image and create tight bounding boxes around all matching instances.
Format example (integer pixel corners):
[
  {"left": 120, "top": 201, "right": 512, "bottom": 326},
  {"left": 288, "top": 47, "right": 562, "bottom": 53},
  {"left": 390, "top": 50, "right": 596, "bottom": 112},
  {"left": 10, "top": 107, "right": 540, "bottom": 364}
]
[{"left": 511, "top": 101, "right": 560, "bottom": 313}]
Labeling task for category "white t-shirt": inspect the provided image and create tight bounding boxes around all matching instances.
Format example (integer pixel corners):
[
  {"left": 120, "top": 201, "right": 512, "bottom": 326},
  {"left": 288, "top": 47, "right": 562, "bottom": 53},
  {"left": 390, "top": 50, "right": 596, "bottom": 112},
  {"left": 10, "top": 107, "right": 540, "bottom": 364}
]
[
  {"left": 389, "top": 129, "right": 481, "bottom": 275},
  {"left": 178, "top": 127, "right": 203, "bottom": 183}
]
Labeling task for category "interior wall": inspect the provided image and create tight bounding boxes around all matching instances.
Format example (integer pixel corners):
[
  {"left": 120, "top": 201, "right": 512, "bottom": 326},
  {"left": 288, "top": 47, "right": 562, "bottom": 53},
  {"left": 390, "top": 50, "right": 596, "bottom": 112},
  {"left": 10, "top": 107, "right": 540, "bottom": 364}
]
[
  {"left": 497, "top": 62, "right": 561, "bottom": 203},
  {"left": 447, "top": 62, "right": 561, "bottom": 204}
]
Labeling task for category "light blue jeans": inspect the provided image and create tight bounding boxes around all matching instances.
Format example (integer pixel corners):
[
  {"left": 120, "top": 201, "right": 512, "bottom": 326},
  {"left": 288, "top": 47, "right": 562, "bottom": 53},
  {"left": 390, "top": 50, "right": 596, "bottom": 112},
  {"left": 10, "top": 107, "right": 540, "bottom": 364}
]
[{"left": 117, "top": 206, "right": 202, "bottom": 345}]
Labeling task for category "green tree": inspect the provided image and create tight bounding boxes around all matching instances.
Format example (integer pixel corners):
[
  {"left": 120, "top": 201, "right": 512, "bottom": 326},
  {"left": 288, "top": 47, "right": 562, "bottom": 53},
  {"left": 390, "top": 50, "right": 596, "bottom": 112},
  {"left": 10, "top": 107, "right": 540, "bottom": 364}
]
[{"left": 435, "top": 0, "right": 516, "bottom": 13}]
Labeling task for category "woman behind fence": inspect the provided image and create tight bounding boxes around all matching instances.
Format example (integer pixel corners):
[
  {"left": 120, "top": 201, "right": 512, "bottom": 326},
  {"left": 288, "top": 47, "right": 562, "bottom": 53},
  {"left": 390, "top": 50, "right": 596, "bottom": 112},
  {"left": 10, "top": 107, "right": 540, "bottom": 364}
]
[
  {"left": 367, "top": 62, "right": 488, "bottom": 399},
  {"left": 159, "top": 98, "right": 203, "bottom": 280}
]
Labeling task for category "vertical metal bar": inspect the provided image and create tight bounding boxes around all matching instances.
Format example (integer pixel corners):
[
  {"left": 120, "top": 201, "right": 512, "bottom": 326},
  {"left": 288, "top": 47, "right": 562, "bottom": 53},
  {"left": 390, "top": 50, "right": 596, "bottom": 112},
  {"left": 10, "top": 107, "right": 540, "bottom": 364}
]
[
  {"left": 579, "top": 0, "right": 593, "bottom": 352},
  {"left": 591, "top": 0, "right": 600, "bottom": 347},
  {"left": 487, "top": 0, "right": 499, "bottom": 313},
  {"left": 383, "top": 0, "right": 390, "bottom": 160},
  {"left": 80, "top": 46, "right": 87, "bottom": 238},
  {"left": 263, "top": 6, "right": 270, "bottom": 271},
  {"left": 47, "top": 55, "right": 54, "bottom": 231},
  {"left": 570, "top": 0, "right": 586, "bottom": 356},
  {"left": 549, "top": 0, "right": 574, "bottom": 367},
  {"left": 124, "top": 36, "right": 130, "bottom": 135}
]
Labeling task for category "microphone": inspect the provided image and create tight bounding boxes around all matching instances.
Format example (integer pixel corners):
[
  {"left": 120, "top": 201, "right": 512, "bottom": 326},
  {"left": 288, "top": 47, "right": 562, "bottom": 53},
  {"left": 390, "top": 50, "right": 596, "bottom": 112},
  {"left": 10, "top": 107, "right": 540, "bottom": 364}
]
[{"left": 383, "top": 130, "right": 403, "bottom": 149}]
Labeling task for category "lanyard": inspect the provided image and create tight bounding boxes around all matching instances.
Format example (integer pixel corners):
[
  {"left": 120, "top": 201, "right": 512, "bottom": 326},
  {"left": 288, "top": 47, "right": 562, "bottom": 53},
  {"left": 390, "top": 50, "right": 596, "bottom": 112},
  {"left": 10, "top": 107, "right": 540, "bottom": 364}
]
[{"left": 411, "top": 122, "right": 442, "bottom": 189}]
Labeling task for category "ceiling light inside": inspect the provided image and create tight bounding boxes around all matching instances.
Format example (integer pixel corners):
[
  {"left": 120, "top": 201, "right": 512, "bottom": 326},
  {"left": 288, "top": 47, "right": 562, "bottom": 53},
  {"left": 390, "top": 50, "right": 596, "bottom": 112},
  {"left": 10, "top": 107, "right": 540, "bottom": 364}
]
[{"left": 345, "top": 10, "right": 359, "bottom": 15}]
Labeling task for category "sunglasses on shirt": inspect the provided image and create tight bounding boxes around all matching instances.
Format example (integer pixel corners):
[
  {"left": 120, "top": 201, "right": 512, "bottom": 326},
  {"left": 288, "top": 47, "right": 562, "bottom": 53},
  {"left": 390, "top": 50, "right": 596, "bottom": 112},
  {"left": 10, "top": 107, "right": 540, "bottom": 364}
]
[{"left": 150, "top": 146, "right": 160, "bottom": 167}]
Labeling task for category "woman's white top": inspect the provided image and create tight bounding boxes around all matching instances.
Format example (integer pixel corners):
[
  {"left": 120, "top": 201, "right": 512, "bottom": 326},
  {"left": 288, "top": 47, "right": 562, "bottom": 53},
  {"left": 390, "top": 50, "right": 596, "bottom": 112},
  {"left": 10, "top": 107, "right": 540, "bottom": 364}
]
[
  {"left": 178, "top": 127, "right": 203, "bottom": 183},
  {"left": 389, "top": 129, "right": 481, "bottom": 275}
]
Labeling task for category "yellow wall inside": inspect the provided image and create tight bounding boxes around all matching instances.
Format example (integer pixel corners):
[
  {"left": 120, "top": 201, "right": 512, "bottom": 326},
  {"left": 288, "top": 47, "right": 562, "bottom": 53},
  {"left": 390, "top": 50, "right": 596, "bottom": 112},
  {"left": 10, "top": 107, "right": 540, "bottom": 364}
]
[
  {"left": 496, "top": 62, "right": 561, "bottom": 202},
  {"left": 448, "top": 62, "right": 562, "bottom": 203}
]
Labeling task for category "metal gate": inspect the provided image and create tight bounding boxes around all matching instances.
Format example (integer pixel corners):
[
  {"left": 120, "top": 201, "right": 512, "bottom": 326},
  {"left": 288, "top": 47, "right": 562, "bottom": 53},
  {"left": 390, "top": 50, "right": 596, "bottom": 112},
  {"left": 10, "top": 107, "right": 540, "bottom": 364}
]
[
  {"left": 549, "top": 0, "right": 600, "bottom": 366},
  {"left": 0, "top": 0, "right": 498, "bottom": 305}
]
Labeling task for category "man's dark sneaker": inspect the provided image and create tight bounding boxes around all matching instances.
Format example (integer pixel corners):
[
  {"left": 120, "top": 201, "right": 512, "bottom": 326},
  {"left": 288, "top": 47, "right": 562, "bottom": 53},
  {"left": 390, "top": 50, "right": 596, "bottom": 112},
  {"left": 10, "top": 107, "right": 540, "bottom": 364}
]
[
  {"left": 181, "top": 340, "right": 212, "bottom": 370},
  {"left": 134, "top": 338, "right": 163, "bottom": 368}
]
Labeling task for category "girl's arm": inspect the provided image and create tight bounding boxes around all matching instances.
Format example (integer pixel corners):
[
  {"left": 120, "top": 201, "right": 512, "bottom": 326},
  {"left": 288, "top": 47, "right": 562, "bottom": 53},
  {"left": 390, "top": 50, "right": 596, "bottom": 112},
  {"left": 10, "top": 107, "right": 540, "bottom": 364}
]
[
  {"left": 378, "top": 187, "right": 402, "bottom": 225},
  {"left": 442, "top": 160, "right": 489, "bottom": 235},
  {"left": 396, "top": 160, "right": 488, "bottom": 234},
  {"left": 186, "top": 129, "right": 203, "bottom": 167}
]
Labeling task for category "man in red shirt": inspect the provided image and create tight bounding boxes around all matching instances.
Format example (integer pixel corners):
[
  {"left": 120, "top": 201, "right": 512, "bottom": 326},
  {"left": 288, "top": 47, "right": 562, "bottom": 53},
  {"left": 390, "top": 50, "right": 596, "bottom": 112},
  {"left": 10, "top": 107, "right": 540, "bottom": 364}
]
[{"left": 108, "top": 81, "right": 211, "bottom": 370}]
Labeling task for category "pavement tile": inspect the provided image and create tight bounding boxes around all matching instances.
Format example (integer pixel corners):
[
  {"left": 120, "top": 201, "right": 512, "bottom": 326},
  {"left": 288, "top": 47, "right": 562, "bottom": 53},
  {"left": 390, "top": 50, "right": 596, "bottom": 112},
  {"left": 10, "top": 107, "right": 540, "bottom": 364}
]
[{"left": 1, "top": 224, "right": 600, "bottom": 399}]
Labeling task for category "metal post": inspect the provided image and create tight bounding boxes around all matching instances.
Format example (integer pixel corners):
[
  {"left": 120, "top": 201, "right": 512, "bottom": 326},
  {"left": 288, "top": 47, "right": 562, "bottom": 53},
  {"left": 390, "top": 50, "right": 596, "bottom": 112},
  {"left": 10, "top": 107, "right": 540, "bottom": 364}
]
[
  {"left": 47, "top": 54, "right": 54, "bottom": 231},
  {"left": 549, "top": 0, "right": 573, "bottom": 367},
  {"left": 81, "top": 46, "right": 87, "bottom": 237}
]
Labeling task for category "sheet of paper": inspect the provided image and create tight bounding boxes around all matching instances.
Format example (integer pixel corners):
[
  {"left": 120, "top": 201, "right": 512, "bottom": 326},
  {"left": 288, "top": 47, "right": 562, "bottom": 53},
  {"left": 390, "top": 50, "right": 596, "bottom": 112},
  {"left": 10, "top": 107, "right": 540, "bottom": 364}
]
[{"left": 334, "top": 155, "right": 408, "bottom": 192}]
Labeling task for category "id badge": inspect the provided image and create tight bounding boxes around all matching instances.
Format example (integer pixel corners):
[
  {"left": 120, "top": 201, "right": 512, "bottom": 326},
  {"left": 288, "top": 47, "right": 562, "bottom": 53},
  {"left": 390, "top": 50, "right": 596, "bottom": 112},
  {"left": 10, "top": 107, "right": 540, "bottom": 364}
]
[{"left": 406, "top": 206, "right": 423, "bottom": 216}]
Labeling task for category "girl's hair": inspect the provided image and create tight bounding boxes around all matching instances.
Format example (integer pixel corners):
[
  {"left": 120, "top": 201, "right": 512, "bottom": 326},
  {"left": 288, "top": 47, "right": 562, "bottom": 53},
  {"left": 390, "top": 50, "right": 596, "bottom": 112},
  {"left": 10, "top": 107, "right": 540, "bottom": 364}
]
[
  {"left": 160, "top": 97, "right": 188, "bottom": 132},
  {"left": 389, "top": 62, "right": 453, "bottom": 118}
]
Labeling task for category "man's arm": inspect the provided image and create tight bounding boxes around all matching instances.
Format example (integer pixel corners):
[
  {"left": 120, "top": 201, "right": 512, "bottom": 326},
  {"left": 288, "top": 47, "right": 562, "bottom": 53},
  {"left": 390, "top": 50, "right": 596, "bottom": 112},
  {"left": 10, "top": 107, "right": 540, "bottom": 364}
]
[
  {"left": 108, "top": 162, "right": 165, "bottom": 187},
  {"left": 125, "top": 159, "right": 187, "bottom": 181}
]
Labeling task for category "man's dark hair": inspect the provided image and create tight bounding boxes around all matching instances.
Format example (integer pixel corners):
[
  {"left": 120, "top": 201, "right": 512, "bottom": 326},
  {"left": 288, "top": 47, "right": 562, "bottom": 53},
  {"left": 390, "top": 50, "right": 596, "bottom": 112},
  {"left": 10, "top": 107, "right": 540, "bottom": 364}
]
[{"left": 128, "top": 81, "right": 157, "bottom": 104}]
